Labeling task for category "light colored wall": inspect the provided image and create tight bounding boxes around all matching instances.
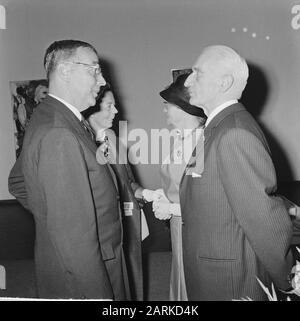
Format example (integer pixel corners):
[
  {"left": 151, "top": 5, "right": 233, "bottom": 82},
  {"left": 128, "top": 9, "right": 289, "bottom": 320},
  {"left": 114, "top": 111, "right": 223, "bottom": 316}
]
[{"left": 1, "top": 0, "right": 300, "bottom": 199}]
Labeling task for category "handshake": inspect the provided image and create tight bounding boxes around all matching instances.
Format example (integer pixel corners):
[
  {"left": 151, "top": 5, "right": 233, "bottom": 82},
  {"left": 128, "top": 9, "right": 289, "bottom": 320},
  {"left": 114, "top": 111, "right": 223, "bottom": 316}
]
[{"left": 142, "top": 189, "right": 181, "bottom": 220}]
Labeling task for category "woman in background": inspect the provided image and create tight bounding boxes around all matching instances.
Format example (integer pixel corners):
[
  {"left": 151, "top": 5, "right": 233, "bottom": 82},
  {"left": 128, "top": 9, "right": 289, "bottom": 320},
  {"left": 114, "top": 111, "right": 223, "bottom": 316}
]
[
  {"left": 84, "top": 84, "right": 158, "bottom": 300},
  {"left": 153, "top": 73, "right": 206, "bottom": 300}
]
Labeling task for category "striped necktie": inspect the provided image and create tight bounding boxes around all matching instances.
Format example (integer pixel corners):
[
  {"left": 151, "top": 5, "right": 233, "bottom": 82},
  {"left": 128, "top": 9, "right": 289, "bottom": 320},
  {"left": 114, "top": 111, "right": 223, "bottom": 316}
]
[{"left": 81, "top": 118, "right": 95, "bottom": 141}]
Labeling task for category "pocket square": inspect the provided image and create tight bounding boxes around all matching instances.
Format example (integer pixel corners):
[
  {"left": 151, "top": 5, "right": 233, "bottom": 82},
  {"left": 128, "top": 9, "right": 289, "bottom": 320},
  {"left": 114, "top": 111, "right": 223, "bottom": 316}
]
[{"left": 191, "top": 172, "right": 202, "bottom": 178}]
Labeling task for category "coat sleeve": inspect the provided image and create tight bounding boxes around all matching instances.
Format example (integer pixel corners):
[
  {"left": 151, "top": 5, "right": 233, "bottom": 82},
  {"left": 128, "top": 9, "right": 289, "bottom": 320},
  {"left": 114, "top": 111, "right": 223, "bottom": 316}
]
[
  {"left": 8, "top": 152, "right": 29, "bottom": 210},
  {"left": 38, "top": 128, "right": 113, "bottom": 299},
  {"left": 217, "top": 128, "right": 293, "bottom": 290},
  {"left": 125, "top": 162, "right": 143, "bottom": 196},
  {"left": 115, "top": 128, "right": 143, "bottom": 197}
]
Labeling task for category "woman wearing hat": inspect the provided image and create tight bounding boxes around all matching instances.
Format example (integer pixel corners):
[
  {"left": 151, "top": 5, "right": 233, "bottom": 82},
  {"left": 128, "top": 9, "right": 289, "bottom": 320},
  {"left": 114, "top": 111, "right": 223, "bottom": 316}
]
[{"left": 153, "top": 72, "right": 206, "bottom": 300}]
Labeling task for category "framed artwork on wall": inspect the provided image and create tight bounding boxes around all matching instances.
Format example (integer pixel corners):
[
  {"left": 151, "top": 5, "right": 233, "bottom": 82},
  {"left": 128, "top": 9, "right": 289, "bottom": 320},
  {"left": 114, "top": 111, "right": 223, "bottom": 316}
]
[{"left": 10, "top": 79, "right": 48, "bottom": 158}]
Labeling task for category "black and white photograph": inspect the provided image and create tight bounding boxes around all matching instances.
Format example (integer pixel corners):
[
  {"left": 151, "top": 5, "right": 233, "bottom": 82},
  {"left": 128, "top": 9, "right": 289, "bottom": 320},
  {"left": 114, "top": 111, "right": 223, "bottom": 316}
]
[{"left": 0, "top": 0, "right": 300, "bottom": 311}]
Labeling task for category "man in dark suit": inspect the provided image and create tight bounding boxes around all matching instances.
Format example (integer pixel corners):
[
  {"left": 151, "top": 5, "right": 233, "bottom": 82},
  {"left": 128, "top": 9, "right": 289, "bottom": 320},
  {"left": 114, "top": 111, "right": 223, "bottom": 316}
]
[
  {"left": 180, "top": 45, "right": 293, "bottom": 300},
  {"left": 8, "top": 40, "right": 129, "bottom": 300}
]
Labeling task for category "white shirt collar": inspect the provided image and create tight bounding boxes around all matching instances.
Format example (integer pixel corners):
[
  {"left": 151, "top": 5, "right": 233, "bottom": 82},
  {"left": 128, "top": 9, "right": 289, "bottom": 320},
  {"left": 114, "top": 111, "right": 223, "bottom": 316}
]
[
  {"left": 48, "top": 93, "right": 82, "bottom": 121},
  {"left": 205, "top": 100, "right": 238, "bottom": 127}
]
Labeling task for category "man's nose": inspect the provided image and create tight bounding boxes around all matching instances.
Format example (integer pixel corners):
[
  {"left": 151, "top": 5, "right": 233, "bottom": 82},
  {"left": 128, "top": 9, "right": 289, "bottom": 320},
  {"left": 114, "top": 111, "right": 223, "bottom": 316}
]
[
  {"left": 96, "top": 73, "right": 106, "bottom": 86},
  {"left": 112, "top": 105, "right": 118, "bottom": 114},
  {"left": 184, "top": 74, "right": 193, "bottom": 87}
]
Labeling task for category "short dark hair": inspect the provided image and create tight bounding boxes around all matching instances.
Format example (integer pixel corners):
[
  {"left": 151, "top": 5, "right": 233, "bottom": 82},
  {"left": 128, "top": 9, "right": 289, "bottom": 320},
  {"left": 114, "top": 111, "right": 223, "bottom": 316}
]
[
  {"left": 22, "top": 79, "right": 48, "bottom": 101},
  {"left": 82, "top": 83, "right": 113, "bottom": 119},
  {"left": 43, "top": 39, "right": 99, "bottom": 79}
]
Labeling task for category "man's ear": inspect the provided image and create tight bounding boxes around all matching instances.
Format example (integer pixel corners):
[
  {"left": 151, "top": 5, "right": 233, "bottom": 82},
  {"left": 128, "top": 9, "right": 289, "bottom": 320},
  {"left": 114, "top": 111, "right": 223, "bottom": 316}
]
[
  {"left": 220, "top": 74, "right": 234, "bottom": 93},
  {"left": 57, "top": 63, "right": 71, "bottom": 81}
]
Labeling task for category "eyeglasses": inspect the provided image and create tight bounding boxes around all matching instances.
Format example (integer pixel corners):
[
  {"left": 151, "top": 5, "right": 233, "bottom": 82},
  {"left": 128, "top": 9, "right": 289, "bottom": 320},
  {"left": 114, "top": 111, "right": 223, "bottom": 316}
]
[{"left": 65, "top": 61, "right": 102, "bottom": 77}]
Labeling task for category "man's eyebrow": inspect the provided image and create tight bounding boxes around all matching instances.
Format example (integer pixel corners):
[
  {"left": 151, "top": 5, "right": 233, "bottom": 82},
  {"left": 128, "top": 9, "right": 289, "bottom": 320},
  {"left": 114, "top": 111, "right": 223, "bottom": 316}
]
[{"left": 89, "top": 59, "right": 100, "bottom": 65}]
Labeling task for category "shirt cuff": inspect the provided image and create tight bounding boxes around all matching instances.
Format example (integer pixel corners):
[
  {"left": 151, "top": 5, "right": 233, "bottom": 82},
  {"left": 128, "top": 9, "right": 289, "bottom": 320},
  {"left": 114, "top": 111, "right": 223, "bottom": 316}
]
[{"left": 169, "top": 203, "right": 181, "bottom": 216}]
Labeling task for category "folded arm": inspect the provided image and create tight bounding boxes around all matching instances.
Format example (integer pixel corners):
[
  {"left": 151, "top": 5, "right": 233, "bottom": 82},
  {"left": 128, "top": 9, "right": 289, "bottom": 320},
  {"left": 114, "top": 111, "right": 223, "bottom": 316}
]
[
  {"left": 8, "top": 152, "right": 29, "bottom": 210},
  {"left": 218, "top": 128, "right": 293, "bottom": 290}
]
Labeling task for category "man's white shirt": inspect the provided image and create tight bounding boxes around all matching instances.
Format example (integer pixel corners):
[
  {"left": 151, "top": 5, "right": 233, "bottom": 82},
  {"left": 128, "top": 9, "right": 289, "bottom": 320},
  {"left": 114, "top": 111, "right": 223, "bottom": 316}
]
[{"left": 205, "top": 99, "right": 238, "bottom": 127}]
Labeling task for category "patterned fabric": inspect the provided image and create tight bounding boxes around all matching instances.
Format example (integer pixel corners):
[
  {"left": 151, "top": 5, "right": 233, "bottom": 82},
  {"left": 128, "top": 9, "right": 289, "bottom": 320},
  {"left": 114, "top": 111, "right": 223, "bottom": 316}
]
[
  {"left": 81, "top": 118, "right": 95, "bottom": 141},
  {"left": 98, "top": 135, "right": 109, "bottom": 158},
  {"left": 180, "top": 103, "right": 293, "bottom": 301}
]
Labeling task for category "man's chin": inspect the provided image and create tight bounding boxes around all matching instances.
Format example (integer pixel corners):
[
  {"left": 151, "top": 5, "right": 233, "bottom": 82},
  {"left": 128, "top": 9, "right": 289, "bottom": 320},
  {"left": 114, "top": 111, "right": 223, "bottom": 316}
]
[
  {"left": 90, "top": 97, "right": 97, "bottom": 107},
  {"left": 189, "top": 96, "right": 199, "bottom": 107}
]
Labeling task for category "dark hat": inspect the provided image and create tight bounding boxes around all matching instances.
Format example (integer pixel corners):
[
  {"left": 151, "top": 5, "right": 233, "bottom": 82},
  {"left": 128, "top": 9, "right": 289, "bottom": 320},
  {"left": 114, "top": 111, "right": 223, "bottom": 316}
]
[{"left": 159, "top": 73, "right": 206, "bottom": 118}]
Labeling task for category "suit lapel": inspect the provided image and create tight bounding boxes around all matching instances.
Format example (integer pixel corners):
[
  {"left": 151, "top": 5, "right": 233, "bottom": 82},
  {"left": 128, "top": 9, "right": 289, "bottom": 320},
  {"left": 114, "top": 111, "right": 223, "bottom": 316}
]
[
  {"left": 106, "top": 137, "right": 127, "bottom": 190},
  {"left": 180, "top": 129, "right": 205, "bottom": 182},
  {"left": 44, "top": 95, "right": 97, "bottom": 152},
  {"left": 106, "top": 163, "right": 119, "bottom": 192},
  {"left": 180, "top": 103, "right": 245, "bottom": 186},
  {"left": 44, "top": 95, "right": 119, "bottom": 191}
]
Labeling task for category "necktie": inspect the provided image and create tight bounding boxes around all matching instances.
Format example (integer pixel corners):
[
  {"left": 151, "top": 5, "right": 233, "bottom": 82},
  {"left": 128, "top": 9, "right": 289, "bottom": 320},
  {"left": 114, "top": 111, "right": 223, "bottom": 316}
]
[{"left": 81, "top": 118, "right": 95, "bottom": 141}]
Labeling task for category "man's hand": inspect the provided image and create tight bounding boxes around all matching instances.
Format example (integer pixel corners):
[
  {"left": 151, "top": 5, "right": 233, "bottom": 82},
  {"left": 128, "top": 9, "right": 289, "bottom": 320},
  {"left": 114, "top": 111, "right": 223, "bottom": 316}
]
[
  {"left": 142, "top": 188, "right": 169, "bottom": 202},
  {"left": 141, "top": 189, "right": 156, "bottom": 202},
  {"left": 153, "top": 189, "right": 169, "bottom": 202}
]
